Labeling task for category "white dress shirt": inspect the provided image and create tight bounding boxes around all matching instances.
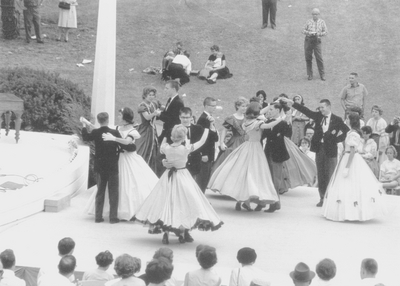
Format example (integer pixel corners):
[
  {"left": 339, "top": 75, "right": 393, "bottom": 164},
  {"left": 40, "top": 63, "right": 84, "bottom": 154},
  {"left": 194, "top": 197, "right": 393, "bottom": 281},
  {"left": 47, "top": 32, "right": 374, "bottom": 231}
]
[
  {"left": 172, "top": 55, "right": 192, "bottom": 74},
  {"left": 0, "top": 269, "right": 26, "bottom": 286}
]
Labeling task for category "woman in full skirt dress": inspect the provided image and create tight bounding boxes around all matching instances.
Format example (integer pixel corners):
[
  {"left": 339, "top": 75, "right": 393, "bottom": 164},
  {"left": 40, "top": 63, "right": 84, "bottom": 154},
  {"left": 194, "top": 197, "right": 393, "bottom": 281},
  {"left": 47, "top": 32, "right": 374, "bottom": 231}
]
[
  {"left": 211, "top": 97, "right": 248, "bottom": 173},
  {"left": 323, "top": 113, "right": 386, "bottom": 222},
  {"left": 136, "top": 87, "right": 161, "bottom": 175},
  {"left": 208, "top": 103, "right": 280, "bottom": 212},
  {"left": 134, "top": 125, "right": 223, "bottom": 244},
  {"left": 85, "top": 107, "right": 158, "bottom": 221},
  {"left": 57, "top": 0, "right": 77, "bottom": 42}
]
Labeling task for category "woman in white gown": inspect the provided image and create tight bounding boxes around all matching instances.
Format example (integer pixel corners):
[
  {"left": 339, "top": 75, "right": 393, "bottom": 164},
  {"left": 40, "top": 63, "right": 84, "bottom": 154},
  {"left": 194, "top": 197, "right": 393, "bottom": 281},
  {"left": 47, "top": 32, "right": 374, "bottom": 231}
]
[
  {"left": 323, "top": 113, "right": 386, "bottom": 222},
  {"left": 85, "top": 107, "right": 158, "bottom": 221}
]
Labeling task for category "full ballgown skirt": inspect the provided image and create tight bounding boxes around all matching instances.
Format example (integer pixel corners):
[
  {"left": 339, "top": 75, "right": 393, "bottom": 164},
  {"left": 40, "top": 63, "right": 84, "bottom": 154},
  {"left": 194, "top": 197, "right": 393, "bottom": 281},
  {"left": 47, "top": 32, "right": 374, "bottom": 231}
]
[
  {"left": 85, "top": 129, "right": 158, "bottom": 220},
  {"left": 211, "top": 115, "right": 246, "bottom": 173},
  {"left": 323, "top": 131, "right": 386, "bottom": 221},
  {"left": 134, "top": 143, "right": 223, "bottom": 232},
  {"left": 282, "top": 137, "right": 317, "bottom": 188},
  {"left": 208, "top": 120, "right": 279, "bottom": 204}
]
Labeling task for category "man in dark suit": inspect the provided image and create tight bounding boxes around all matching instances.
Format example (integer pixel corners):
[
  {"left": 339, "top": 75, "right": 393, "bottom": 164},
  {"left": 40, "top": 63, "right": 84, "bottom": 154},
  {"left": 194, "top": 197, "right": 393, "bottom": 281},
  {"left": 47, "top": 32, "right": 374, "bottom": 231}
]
[
  {"left": 263, "top": 103, "right": 291, "bottom": 212},
  {"left": 385, "top": 116, "right": 400, "bottom": 159},
  {"left": 261, "top": 0, "right": 278, "bottom": 29},
  {"left": 282, "top": 98, "right": 349, "bottom": 206},
  {"left": 196, "top": 97, "right": 219, "bottom": 193},
  {"left": 158, "top": 80, "right": 184, "bottom": 143},
  {"left": 81, "top": 112, "right": 121, "bottom": 223}
]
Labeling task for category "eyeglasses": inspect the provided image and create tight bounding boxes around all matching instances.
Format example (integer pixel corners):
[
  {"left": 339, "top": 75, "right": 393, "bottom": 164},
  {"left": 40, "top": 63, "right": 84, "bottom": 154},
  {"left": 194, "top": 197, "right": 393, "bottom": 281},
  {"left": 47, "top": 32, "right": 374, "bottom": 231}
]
[
  {"left": 306, "top": 132, "right": 314, "bottom": 135},
  {"left": 207, "top": 104, "right": 217, "bottom": 107},
  {"left": 180, "top": 116, "right": 191, "bottom": 119}
]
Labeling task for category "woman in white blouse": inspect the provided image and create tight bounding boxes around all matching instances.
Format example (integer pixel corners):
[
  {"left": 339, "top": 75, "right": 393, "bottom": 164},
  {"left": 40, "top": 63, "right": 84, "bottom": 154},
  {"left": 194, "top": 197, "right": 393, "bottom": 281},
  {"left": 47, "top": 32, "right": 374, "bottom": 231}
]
[
  {"left": 380, "top": 146, "right": 400, "bottom": 191},
  {"left": 361, "top": 126, "right": 379, "bottom": 178}
]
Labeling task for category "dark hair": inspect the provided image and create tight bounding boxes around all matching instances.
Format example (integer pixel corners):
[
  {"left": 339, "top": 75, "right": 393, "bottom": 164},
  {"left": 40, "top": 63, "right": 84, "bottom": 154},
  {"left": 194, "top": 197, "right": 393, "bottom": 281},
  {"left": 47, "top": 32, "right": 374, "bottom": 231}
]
[
  {"left": 250, "top": 96, "right": 261, "bottom": 104},
  {"left": 195, "top": 244, "right": 206, "bottom": 258},
  {"left": 272, "top": 102, "right": 283, "bottom": 112},
  {"left": 180, "top": 107, "right": 192, "bottom": 116},
  {"left": 58, "top": 255, "right": 76, "bottom": 275},
  {"left": 0, "top": 249, "right": 16, "bottom": 269},
  {"left": 210, "top": 45, "right": 219, "bottom": 52},
  {"left": 197, "top": 247, "right": 217, "bottom": 269},
  {"left": 256, "top": 90, "right": 266, "bottom": 101},
  {"left": 58, "top": 237, "right": 75, "bottom": 256},
  {"left": 166, "top": 80, "right": 180, "bottom": 91},
  {"left": 153, "top": 247, "right": 173, "bottom": 263},
  {"left": 361, "top": 126, "right": 372, "bottom": 136},
  {"left": 348, "top": 112, "right": 361, "bottom": 136},
  {"left": 293, "top": 94, "right": 305, "bottom": 105},
  {"left": 97, "top": 112, "right": 109, "bottom": 124},
  {"left": 142, "top": 86, "right": 157, "bottom": 99},
  {"left": 183, "top": 51, "right": 190, "bottom": 58},
  {"left": 361, "top": 258, "right": 378, "bottom": 275},
  {"left": 246, "top": 102, "right": 261, "bottom": 119},
  {"left": 119, "top": 107, "right": 134, "bottom": 124},
  {"left": 300, "top": 137, "right": 311, "bottom": 146},
  {"left": 237, "top": 247, "right": 257, "bottom": 265},
  {"left": 96, "top": 251, "right": 114, "bottom": 268},
  {"left": 316, "top": 258, "right": 336, "bottom": 281},
  {"left": 114, "top": 254, "right": 141, "bottom": 278},
  {"left": 371, "top": 105, "right": 383, "bottom": 115},
  {"left": 350, "top": 72, "right": 358, "bottom": 77},
  {"left": 203, "top": 97, "right": 216, "bottom": 107},
  {"left": 278, "top": 93, "right": 288, "bottom": 99},
  {"left": 145, "top": 257, "right": 174, "bottom": 284},
  {"left": 319, "top": 99, "right": 331, "bottom": 106},
  {"left": 347, "top": 106, "right": 362, "bottom": 116}
]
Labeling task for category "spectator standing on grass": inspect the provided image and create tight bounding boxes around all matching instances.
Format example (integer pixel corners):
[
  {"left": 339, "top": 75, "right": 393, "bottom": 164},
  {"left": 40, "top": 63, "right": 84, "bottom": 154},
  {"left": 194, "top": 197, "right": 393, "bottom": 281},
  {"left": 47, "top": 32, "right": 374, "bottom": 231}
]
[
  {"left": 366, "top": 105, "right": 389, "bottom": 165},
  {"left": 256, "top": 90, "right": 269, "bottom": 108},
  {"left": 339, "top": 73, "right": 368, "bottom": 118},
  {"left": 261, "top": 0, "right": 277, "bottom": 29},
  {"left": 313, "top": 258, "right": 336, "bottom": 286},
  {"left": 0, "top": 249, "right": 26, "bottom": 286},
  {"left": 302, "top": 8, "right": 327, "bottom": 81},
  {"left": 16, "top": 0, "right": 44, "bottom": 43},
  {"left": 57, "top": 0, "right": 78, "bottom": 42},
  {"left": 82, "top": 250, "right": 114, "bottom": 282}
]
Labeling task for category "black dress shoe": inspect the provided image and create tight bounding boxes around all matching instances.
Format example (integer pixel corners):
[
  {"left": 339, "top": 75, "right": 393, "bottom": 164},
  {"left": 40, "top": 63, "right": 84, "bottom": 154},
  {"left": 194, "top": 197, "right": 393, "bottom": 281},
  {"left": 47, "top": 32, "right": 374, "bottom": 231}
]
[
  {"left": 271, "top": 25, "right": 276, "bottom": 29},
  {"left": 264, "top": 204, "right": 276, "bottom": 213},
  {"left": 37, "top": 40, "right": 44, "bottom": 44},
  {"left": 184, "top": 230, "right": 194, "bottom": 243},
  {"left": 321, "top": 76, "right": 326, "bottom": 81},
  {"left": 162, "top": 233, "right": 169, "bottom": 244},
  {"left": 95, "top": 218, "right": 104, "bottom": 223},
  {"left": 261, "top": 23, "right": 268, "bottom": 29},
  {"left": 235, "top": 202, "right": 241, "bottom": 211},
  {"left": 254, "top": 204, "right": 264, "bottom": 211},
  {"left": 308, "top": 75, "right": 313, "bottom": 80},
  {"left": 178, "top": 235, "right": 185, "bottom": 244},
  {"left": 316, "top": 200, "right": 323, "bottom": 207},
  {"left": 242, "top": 203, "right": 253, "bottom": 212},
  {"left": 110, "top": 218, "right": 120, "bottom": 224}
]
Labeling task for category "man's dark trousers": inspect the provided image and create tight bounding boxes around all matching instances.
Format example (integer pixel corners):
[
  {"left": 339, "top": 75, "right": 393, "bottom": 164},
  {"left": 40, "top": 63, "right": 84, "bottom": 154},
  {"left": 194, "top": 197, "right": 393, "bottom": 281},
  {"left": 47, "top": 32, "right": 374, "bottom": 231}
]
[
  {"left": 315, "top": 144, "right": 336, "bottom": 200},
  {"left": 304, "top": 36, "right": 324, "bottom": 77},
  {"left": 95, "top": 172, "right": 119, "bottom": 221},
  {"left": 262, "top": 0, "right": 277, "bottom": 27}
]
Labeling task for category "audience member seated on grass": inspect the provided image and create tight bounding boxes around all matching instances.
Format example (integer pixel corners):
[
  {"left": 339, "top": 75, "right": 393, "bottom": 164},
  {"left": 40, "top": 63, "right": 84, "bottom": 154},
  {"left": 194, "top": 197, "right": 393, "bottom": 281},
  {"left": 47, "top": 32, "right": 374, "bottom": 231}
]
[
  {"left": 313, "top": 258, "right": 336, "bottom": 286},
  {"left": 105, "top": 254, "right": 144, "bottom": 286},
  {"left": 289, "top": 262, "right": 315, "bottom": 286},
  {"left": 37, "top": 237, "right": 76, "bottom": 285},
  {"left": 379, "top": 145, "right": 400, "bottom": 193},
  {"left": 0, "top": 249, "right": 26, "bottom": 286},
  {"left": 145, "top": 258, "right": 174, "bottom": 286},
  {"left": 139, "top": 248, "right": 178, "bottom": 286},
  {"left": 83, "top": 250, "right": 115, "bottom": 282},
  {"left": 361, "top": 126, "right": 379, "bottom": 178},
  {"left": 204, "top": 45, "right": 232, "bottom": 84},
  {"left": 229, "top": 247, "right": 271, "bottom": 286},
  {"left": 359, "top": 258, "right": 385, "bottom": 286},
  {"left": 39, "top": 255, "right": 76, "bottom": 286},
  {"left": 162, "top": 42, "right": 184, "bottom": 72},
  {"left": 184, "top": 245, "right": 221, "bottom": 286},
  {"left": 165, "top": 51, "right": 192, "bottom": 86}
]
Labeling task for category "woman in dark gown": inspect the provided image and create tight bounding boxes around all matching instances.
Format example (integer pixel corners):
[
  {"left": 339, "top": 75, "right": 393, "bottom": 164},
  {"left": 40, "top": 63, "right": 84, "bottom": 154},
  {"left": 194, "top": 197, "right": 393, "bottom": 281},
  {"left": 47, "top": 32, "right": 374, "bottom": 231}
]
[{"left": 136, "top": 87, "right": 161, "bottom": 174}]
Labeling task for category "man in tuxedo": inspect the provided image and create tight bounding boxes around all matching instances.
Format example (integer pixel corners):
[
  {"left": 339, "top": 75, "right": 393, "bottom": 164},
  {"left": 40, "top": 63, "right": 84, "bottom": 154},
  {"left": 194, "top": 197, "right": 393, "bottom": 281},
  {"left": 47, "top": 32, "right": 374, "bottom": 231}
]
[
  {"left": 263, "top": 103, "right": 291, "bottom": 212},
  {"left": 195, "top": 97, "right": 219, "bottom": 193},
  {"left": 81, "top": 112, "right": 121, "bottom": 223},
  {"left": 282, "top": 98, "right": 349, "bottom": 207},
  {"left": 385, "top": 116, "right": 400, "bottom": 159},
  {"left": 158, "top": 80, "right": 184, "bottom": 143}
]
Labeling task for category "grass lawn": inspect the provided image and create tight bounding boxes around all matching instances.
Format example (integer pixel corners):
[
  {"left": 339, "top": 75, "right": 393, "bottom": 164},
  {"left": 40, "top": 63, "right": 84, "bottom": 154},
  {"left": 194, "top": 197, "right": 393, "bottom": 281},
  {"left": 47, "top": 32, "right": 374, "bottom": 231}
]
[{"left": 1, "top": 0, "right": 400, "bottom": 126}]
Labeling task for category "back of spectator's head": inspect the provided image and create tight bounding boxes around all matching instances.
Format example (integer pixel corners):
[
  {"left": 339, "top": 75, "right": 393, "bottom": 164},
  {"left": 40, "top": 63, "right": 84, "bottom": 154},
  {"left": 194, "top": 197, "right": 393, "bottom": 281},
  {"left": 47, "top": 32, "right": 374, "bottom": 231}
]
[
  {"left": 290, "top": 262, "right": 315, "bottom": 285},
  {"left": 195, "top": 244, "right": 206, "bottom": 258},
  {"left": 250, "top": 96, "right": 262, "bottom": 104},
  {"left": 166, "top": 80, "right": 180, "bottom": 92},
  {"left": 114, "top": 254, "right": 141, "bottom": 279},
  {"left": 97, "top": 112, "right": 109, "bottom": 125},
  {"left": 58, "top": 255, "right": 76, "bottom": 276},
  {"left": 210, "top": 45, "right": 219, "bottom": 52},
  {"left": 96, "top": 250, "right": 114, "bottom": 268},
  {"left": 316, "top": 258, "right": 336, "bottom": 281},
  {"left": 256, "top": 90, "right": 267, "bottom": 101},
  {"left": 145, "top": 257, "right": 174, "bottom": 284},
  {"left": 171, "top": 125, "right": 187, "bottom": 143},
  {"left": 153, "top": 247, "right": 174, "bottom": 263},
  {"left": 237, "top": 247, "right": 257, "bottom": 265},
  {"left": 0, "top": 249, "right": 16, "bottom": 269},
  {"left": 119, "top": 107, "right": 135, "bottom": 124},
  {"left": 197, "top": 246, "right": 217, "bottom": 269},
  {"left": 246, "top": 102, "right": 261, "bottom": 119},
  {"left": 361, "top": 258, "right": 378, "bottom": 278},
  {"left": 58, "top": 237, "right": 75, "bottom": 256}
]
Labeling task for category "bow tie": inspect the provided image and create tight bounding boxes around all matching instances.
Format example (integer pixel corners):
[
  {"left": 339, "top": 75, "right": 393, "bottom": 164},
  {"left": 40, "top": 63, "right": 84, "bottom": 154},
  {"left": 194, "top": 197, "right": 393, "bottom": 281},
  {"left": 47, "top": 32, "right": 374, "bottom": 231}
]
[{"left": 322, "top": 116, "right": 328, "bottom": 125}]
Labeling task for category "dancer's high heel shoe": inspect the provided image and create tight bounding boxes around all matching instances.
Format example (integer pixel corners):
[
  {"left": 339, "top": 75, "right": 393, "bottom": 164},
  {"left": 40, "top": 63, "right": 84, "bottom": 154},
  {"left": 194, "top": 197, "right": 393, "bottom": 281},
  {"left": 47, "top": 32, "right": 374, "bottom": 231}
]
[
  {"left": 242, "top": 203, "right": 253, "bottom": 211},
  {"left": 178, "top": 235, "right": 186, "bottom": 244}
]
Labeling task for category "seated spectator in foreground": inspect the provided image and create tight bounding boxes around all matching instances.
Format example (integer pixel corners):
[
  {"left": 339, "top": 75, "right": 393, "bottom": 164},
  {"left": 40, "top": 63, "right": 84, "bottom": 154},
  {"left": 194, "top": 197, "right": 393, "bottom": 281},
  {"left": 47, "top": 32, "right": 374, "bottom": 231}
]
[
  {"left": 359, "top": 258, "right": 384, "bottom": 286},
  {"left": 184, "top": 245, "right": 221, "bottom": 286},
  {"left": 39, "top": 255, "right": 76, "bottom": 286},
  {"left": 0, "top": 249, "right": 26, "bottom": 286},
  {"left": 82, "top": 250, "right": 115, "bottom": 282},
  {"left": 385, "top": 116, "right": 400, "bottom": 160},
  {"left": 166, "top": 51, "right": 192, "bottom": 86},
  {"left": 37, "top": 237, "right": 75, "bottom": 285},
  {"left": 229, "top": 247, "right": 271, "bottom": 286},
  {"left": 145, "top": 258, "right": 174, "bottom": 286},
  {"left": 205, "top": 45, "right": 232, "bottom": 84},
  {"left": 361, "top": 126, "right": 379, "bottom": 178},
  {"left": 289, "top": 262, "right": 315, "bottom": 286},
  {"left": 105, "top": 254, "right": 144, "bottom": 286},
  {"left": 379, "top": 145, "right": 400, "bottom": 192},
  {"left": 313, "top": 258, "right": 336, "bottom": 286},
  {"left": 162, "top": 41, "right": 184, "bottom": 71}
]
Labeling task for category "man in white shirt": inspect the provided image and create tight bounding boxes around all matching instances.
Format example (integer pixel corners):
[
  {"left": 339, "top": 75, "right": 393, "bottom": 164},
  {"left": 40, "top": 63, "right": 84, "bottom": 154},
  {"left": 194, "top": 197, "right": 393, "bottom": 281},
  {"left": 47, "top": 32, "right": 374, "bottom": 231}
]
[
  {"left": 167, "top": 51, "right": 192, "bottom": 86},
  {"left": 0, "top": 249, "right": 26, "bottom": 286},
  {"left": 359, "top": 258, "right": 385, "bottom": 286},
  {"left": 39, "top": 255, "right": 76, "bottom": 286}
]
